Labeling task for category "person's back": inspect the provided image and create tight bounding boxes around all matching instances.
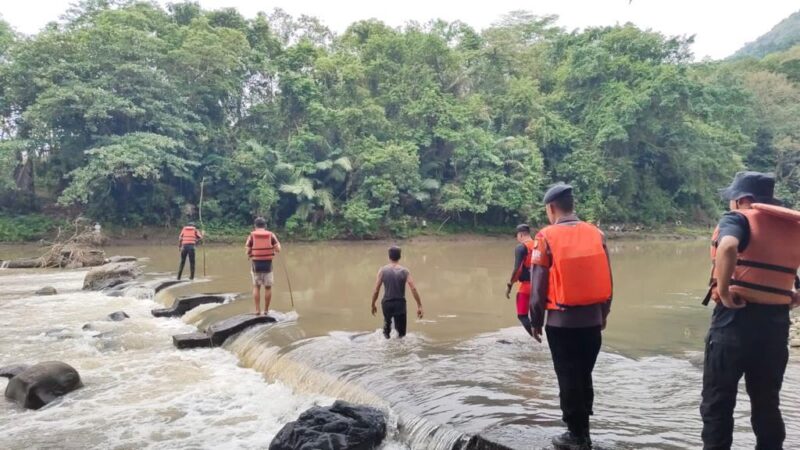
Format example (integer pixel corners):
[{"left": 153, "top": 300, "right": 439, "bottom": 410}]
[{"left": 380, "top": 264, "right": 408, "bottom": 302}]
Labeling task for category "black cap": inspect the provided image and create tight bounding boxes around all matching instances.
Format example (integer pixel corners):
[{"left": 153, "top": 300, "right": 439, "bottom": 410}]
[
  {"left": 719, "top": 171, "right": 780, "bottom": 205},
  {"left": 187, "top": 221, "right": 196, "bottom": 227},
  {"left": 543, "top": 182, "right": 573, "bottom": 204},
  {"left": 515, "top": 224, "right": 531, "bottom": 234}
]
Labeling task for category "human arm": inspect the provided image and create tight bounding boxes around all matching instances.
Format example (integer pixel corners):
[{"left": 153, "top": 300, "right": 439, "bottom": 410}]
[
  {"left": 371, "top": 270, "right": 382, "bottom": 316},
  {"left": 245, "top": 234, "right": 253, "bottom": 258},
  {"left": 715, "top": 235, "right": 746, "bottom": 309},
  {"left": 272, "top": 234, "right": 282, "bottom": 254},
  {"left": 601, "top": 238, "right": 613, "bottom": 330},
  {"left": 407, "top": 274, "right": 423, "bottom": 319},
  {"left": 529, "top": 234, "right": 550, "bottom": 343},
  {"left": 196, "top": 229, "right": 204, "bottom": 244}
]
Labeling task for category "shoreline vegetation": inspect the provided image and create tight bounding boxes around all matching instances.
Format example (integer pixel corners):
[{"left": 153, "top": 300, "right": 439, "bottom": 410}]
[{"left": 0, "top": 213, "right": 709, "bottom": 245}]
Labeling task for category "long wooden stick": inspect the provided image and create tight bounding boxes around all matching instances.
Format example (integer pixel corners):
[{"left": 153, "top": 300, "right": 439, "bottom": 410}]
[
  {"left": 280, "top": 257, "right": 296, "bottom": 309},
  {"left": 199, "top": 176, "right": 207, "bottom": 277}
]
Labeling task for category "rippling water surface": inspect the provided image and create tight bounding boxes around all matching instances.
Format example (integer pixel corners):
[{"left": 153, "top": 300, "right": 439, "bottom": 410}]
[{"left": 0, "top": 238, "right": 798, "bottom": 449}]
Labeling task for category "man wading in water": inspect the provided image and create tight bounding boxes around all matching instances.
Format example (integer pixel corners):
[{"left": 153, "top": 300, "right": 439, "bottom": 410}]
[
  {"left": 506, "top": 223, "right": 536, "bottom": 336},
  {"left": 530, "top": 183, "right": 613, "bottom": 450},
  {"left": 371, "top": 246, "right": 423, "bottom": 338},
  {"left": 246, "top": 217, "right": 282, "bottom": 315}
]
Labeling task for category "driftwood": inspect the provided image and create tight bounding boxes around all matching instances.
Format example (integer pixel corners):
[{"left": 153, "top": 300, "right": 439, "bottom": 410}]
[{"left": 36, "top": 218, "right": 106, "bottom": 268}]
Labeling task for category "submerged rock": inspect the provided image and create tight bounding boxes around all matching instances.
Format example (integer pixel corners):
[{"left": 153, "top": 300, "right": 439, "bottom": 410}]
[
  {"left": 269, "top": 401, "right": 386, "bottom": 450},
  {"left": 83, "top": 262, "right": 141, "bottom": 291},
  {"left": 107, "top": 311, "right": 130, "bottom": 321},
  {"left": 105, "top": 256, "right": 138, "bottom": 264},
  {"left": 1, "top": 361, "right": 83, "bottom": 410},
  {"left": 153, "top": 279, "right": 189, "bottom": 294},
  {"left": 172, "top": 313, "right": 277, "bottom": 349},
  {"left": 35, "top": 286, "right": 57, "bottom": 296},
  {"left": 152, "top": 294, "right": 229, "bottom": 318},
  {"left": 2, "top": 259, "right": 41, "bottom": 269},
  {"left": 0, "top": 364, "right": 30, "bottom": 379}
]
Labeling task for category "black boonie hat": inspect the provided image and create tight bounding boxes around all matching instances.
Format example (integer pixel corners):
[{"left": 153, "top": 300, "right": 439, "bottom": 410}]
[
  {"left": 515, "top": 224, "right": 530, "bottom": 234},
  {"left": 719, "top": 171, "right": 781, "bottom": 205},
  {"left": 543, "top": 182, "right": 573, "bottom": 205}
]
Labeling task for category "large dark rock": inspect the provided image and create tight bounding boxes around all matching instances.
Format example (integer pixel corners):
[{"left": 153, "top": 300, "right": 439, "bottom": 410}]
[
  {"left": 2, "top": 361, "right": 83, "bottom": 410},
  {"left": 269, "top": 401, "right": 387, "bottom": 450},
  {"left": 107, "top": 311, "right": 130, "bottom": 321},
  {"left": 453, "top": 435, "right": 515, "bottom": 450},
  {"left": 0, "top": 364, "right": 30, "bottom": 379},
  {"left": 152, "top": 294, "right": 229, "bottom": 318},
  {"left": 172, "top": 313, "right": 277, "bottom": 349},
  {"left": 83, "top": 262, "right": 141, "bottom": 291},
  {"left": 35, "top": 286, "right": 57, "bottom": 296}
]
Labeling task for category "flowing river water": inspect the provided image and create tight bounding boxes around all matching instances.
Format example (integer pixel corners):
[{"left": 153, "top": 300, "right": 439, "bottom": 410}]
[{"left": 0, "top": 238, "right": 798, "bottom": 449}]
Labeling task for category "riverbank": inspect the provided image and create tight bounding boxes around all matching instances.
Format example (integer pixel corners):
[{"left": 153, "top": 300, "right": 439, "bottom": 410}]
[{"left": 0, "top": 215, "right": 710, "bottom": 245}]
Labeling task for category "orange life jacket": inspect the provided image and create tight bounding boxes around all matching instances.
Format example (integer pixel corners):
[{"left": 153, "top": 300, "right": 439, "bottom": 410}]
[
  {"left": 248, "top": 229, "right": 275, "bottom": 261},
  {"left": 179, "top": 226, "right": 200, "bottom": 246},
  {"left": 515, "top": 239, "right": 537, "bottom": 295},
  {"left": 540, "top": 221, "right": 612, "bottom": 310},
  {"left": 709, "top": 205, "right": 800, "bottom": 305}
]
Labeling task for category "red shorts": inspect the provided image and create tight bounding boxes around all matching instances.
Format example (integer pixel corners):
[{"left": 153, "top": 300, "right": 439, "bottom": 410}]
[{"left": 516, "top": 291, "right": 529, "bottom": 315}]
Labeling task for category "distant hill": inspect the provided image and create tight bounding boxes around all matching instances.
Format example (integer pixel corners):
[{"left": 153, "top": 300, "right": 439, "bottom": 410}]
[{"left": 732, "top": 10, "right": 800, "bottom": 59}]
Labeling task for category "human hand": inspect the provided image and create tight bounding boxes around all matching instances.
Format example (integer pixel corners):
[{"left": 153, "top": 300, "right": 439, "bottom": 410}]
[
  {"left": 601, "top": 318, "right": 607, "bottom": 331},
  {"left": 718, "top": 286, "right": 746, "bottom": 309},
  {"left": 417, "top": 307, "right": 424, "bottom": 320},
  {"left": 371, "top": 304, "right": 377, "bottom": 316},
  {"left": 791, "top": 292, "right": 800, "bottom": 310},
  {"left": 532, "top": 327, "right": 542, "bottom": 343},
  {"left": 505, "top": 283, "right": 512, "bottom": 299}
]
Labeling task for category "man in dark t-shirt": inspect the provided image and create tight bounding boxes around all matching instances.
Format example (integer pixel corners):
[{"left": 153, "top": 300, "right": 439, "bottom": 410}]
[
  {"left": 701, "top": 171, "right": 800, "bottom": 449},
  {"left": 370, "top": 246, "right": 423, "bottom": 338}
]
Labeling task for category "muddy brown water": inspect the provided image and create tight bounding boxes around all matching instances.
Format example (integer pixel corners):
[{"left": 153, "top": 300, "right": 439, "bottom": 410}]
[{"left": 1, "top": 238, "right": 798, "bottom": 449}]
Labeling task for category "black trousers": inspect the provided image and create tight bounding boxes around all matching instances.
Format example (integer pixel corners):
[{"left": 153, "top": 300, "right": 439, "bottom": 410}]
[
  {"left": 177, "top": 246, "right": 196, "bottom": 280},
  {"left": 546, "top": 325, "right": 602, "bottom": 435},
  {"left": 701, "top": 321, "right": 789, "bottom": 450},
  {"left": 382, "top": 299, "right": 407, "bottom": 338}
]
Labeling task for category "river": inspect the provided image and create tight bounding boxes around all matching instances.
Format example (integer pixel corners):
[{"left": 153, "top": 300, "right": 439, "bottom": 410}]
[{"left": 0, "top": 238, "right": 798, "bottom": 449}]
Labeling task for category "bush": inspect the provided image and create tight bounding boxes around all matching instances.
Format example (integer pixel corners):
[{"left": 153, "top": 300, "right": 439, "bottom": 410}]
[{"left": 0, "top": 215, "right": 60, "bottom": 242}]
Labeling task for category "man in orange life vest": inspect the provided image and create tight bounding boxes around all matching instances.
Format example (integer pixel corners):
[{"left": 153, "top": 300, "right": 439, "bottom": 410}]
[
  {"left": 529, "top": 183, "right": 612, "bottom": 450},
  {"left": 177, "top": 222, "right": 203, "bottom": 280},
  {"left": 506, "top": 224, "right": 536, "bottom": 336},
  {"left": 246, "top": 217, "right": 282, "bottom": 315},
  {"left": 700, "top": 171, "right": 800, "bottom": 449}
]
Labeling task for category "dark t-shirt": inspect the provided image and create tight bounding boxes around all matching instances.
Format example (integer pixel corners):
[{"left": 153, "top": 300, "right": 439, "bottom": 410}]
[
  {"left": 513, "top": 243, "right": 531, "bottom": 283},
  {"left": 710, "top": 211, "right": 790, "bottom": 329},
  {"left": 248, "top": 232, "right": 278, "bottom": 274},
  {"left": 380, "top": 264, "right": 409, "bottom": 302}
]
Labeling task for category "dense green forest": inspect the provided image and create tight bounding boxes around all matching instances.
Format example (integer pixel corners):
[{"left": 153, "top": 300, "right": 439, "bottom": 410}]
[
  {"left": 0, "top": 1, "right": 798, "bottom": 238},
  {"left": 733, "top": 10, "right": 800, "bottom": 59}
]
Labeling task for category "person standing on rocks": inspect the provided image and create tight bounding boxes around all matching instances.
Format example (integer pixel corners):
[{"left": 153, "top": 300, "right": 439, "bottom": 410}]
[
  {"left": 177, "top": 221, "right": 203, "bottom": 280},
  {"left": 700, "top": 171, "right": 800, "bottom": 449},
  {"left": 370, "top": 246, "right": 423, "bottom": 338},
  {"left": 246, "top": 217, "right": 281, "bottom": 315},
  {"left": 529, "top": 183, "right": 613, "bottom": 450}
]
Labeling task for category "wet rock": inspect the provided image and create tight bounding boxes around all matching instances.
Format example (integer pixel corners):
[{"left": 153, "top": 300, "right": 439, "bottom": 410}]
[
  {"left": 172, "top": 314, "right": 277, "bottom": 349},
  {"left": 152, "top": 294, "right": 228, "bottom": 318},
  {"left": 791, "top": 339, "right": 800, "bottom": 348},
  {"left": 35, "top": 286, "right": 57, "bottom": 296},
  {"left": 2, "top": 361, "right": 83, "bottom": 410},
  {"left": 454, "top": 435, "right": 515, "bottom": 450},
  {"left": 172, "top": 332, "right": 213, "bottom": 349},
  {"left": 105, "top": 256, "right": 137, "bottom": 264},
  {"left": 107, "top": 311, "right": 130, "bottom": 321},
  {"left": 269, "top": 401, "right": 386, "bottom": 450},
  {"left": 153, "top": 279, "right": 189, "bottom": 294},
  {"left": 496, "top": 339, "right": 512, "bottom": 345},
  {"left": 2, "top": 258, "right": 41, "bottom": 269},
  {"left": 83, "top": 262, "right": 141, "bottom": 291},
  {"left": 0, "top": 364, "right": 31, "bottom": 379}
]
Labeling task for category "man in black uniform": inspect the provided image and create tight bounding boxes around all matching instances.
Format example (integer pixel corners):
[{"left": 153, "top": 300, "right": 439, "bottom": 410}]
[
  {"left": 370, "top": 246, "right": 424, "bottom": 338},
  {"left": 701, "top": 171, "right": 800, "bottom": 449}
]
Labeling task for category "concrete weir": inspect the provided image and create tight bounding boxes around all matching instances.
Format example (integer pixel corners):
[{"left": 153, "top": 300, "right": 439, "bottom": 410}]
[
  {"left": 151, "top": 294, "right": 230, "bottom": 318},
  {"left": 173, "top": 314, "right": 277, "bottom": 349}
]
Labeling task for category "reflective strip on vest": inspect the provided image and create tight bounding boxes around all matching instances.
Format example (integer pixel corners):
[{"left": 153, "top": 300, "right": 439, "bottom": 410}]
[
  {"left": 180, "top": 227, "right": 198, "bottom": 245},
  {"left": 709, "top": 208, "right": 800, "bottom": 305},
  {"left": 249, "top": 230, "right": 275, "bottom": 261},
  {"left": 541, "top": 221, "right": 612, "bottom": 310}
]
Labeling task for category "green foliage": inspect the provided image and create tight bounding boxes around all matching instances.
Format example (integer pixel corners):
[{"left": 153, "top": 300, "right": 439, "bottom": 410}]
[
  {"left": 0, "top": 215, "right": 60, "bottom": 242},
  {"left": 733, "top": 10, "right": 800, "bottom": 59},
  {"left": 0, "top": 4, "right": 798, "bottom": 238}
]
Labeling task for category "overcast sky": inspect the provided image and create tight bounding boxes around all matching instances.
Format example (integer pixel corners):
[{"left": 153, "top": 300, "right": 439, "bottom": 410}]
[{"left": 1, "top": 1, "right": 798, "bottom": 59}]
